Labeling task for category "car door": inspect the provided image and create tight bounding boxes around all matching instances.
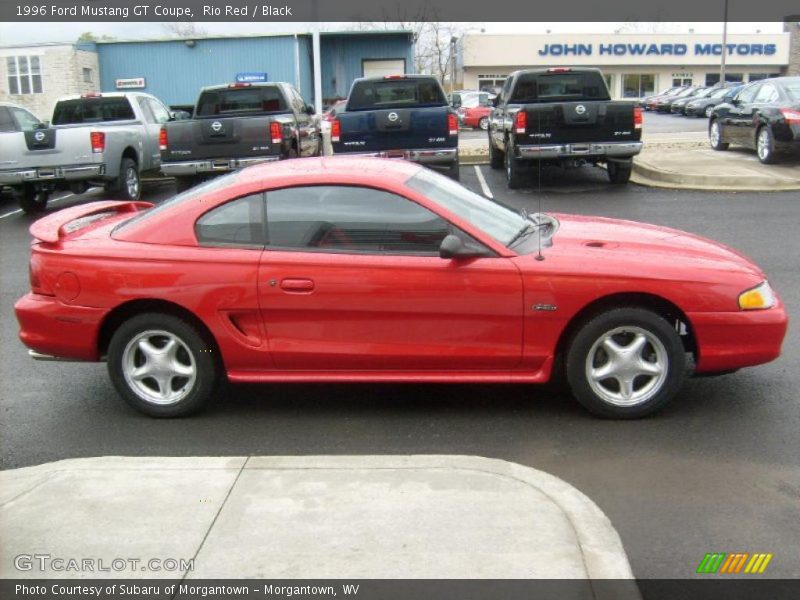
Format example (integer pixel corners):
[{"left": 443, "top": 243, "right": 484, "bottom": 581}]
[
  {"left": 257, "top": 184, "right": 524, "bottom": 371},
  {"left": 749, "top": 82, "right": 781, "bottom": 148},
  {"left": 725, "top": 83, "right": 760, "bottom": 144}
]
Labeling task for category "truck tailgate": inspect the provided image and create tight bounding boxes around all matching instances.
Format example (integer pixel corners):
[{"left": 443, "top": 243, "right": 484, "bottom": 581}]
[
  {"left": 0, "top": 127, "right": 96, "bottom": 170},
  {"left": 521, "top": 102, "right": 640, "bottom": 144},
  {"left": 164, "top": 116, "right": 278, "bottom": 161},
  {"left": 336, "top": 107, "right": 455, "bottom": 152}
]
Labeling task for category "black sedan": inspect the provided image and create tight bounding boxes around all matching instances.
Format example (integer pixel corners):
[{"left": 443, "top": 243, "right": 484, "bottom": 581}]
[
  {"left": 685, "top": 85, "right": 743, "bottom": 118},
  {"left": 670, "top": 87, "right": 711, "bottom": 115},
  {"left": 709, "top": 77, "right": 800, "bottom": 164},
  {"left": 655, "top": 86, "right": 698, "bottom": 113}
]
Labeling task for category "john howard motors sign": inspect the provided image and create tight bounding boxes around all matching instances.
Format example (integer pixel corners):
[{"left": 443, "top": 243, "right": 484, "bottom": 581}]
[{"left": 538, "top": 43, "right": 778, "bottom": 57}]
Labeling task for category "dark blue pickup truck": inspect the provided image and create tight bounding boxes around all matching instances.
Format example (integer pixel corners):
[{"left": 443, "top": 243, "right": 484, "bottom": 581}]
[{"left": 331, "top": 75, "right": 460, "bottom": 179}]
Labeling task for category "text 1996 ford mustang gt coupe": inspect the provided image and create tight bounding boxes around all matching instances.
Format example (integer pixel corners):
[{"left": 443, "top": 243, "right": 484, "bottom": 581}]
[{"left": 15, "top": 157, "right": 787, "bottom": 418}]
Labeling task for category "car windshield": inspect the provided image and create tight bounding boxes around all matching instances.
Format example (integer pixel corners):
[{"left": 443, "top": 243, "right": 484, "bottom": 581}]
[
  {"left": 692, "top": 88, "right": 713, "bottom": 98},
  {"left": 406, "top": 168, "right": 556, "bottom": 252},
  {"left": 709, "top": 87, "right": 731, "bottom": 98},
  {"left": 675, "top": 88, "right": 696, "bottom": 98}
]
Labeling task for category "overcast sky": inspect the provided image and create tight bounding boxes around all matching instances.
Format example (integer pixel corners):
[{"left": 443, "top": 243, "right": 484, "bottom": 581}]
[{"left": 0, "top": 21, "right": 786, "bottom": 45}]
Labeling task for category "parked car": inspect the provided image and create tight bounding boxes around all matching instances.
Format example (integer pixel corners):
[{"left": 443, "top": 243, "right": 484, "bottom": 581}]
[
  {"left": 15, "top": 157, "right": 787, "bottom": 419},
  {"left": 709, "top": 77, "right": 800, "bottom": 164},
  {"left": 642, "top": 87, "right": 682, "bottom": 111},
  {"left": 488, "top": 67, "right": 642, "bottom": 188},
  {"left": 319, "top": 99, "right": 347, "bottom": 134},
  {"left": 670, "top": 87, "right": 711, "bottom": 115},
  {"left": 0, "top": 92, "right": 173, "bottom": 213},
  {"left": 685, "top": 84, "right": 743, "bottom": 118},
  {"left": 331, "top": 75, "right": 459, "bottom": 179},
  {"left": 655, "top": 86, "right": 699, "bottom": 113},
  {"left": 160, "top": 82, "right": 321, "bottom": 192},
  {"left": 457, "top": 93, "right": 493, "bottom": 130}
]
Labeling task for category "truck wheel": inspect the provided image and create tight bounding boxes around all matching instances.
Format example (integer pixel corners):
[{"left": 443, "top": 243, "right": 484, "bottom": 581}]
[
  {"left": 709, "top": 120, "right": 728, "bottom": 151},
  {"left": 18, "top": 185, "right": 49, "bottom": 214},
  {"left": 174, "top": 177, "right": 197, "bottom": 194},
  {"left": 109, "top": 158, "right": 141, "bottom": 200},
  {"left": 607, "top": 160, "right": 632, "bottom": 184},
  {"left": 107, "top": 313, "right": 219, "bottom": 418},
  {"left": 505, "top": 145, "right": 524, "bottom": 189},
  {"left": 565, "top": 308, "right": 686, "bottom": 419},
  {"left": 489, "top": 135, "right": 504, "bottom": 170}
]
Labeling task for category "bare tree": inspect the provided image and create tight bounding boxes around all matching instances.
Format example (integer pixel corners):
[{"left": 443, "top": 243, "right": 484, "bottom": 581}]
[{"left": 161, "top": 22, "right": 208, "bottom": 38}]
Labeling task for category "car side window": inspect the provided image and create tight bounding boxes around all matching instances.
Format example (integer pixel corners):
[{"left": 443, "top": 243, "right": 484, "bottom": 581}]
[
  {"left": 196, "top": 193, "right": 265, "bottom": 248},
  {"left": 146, "top": 98, "right": 171, "bottom": 124},
  {"left": 753, "top": 84, "right": 778, "bottom": 104},
  {"left": 0, "top": 107, "right": 16, "bottom": 132},
  {"left": 736, "top": 84, "right": 759, "bottom": 104},
  {"left": 499, "top": 77, "right": 513, "bottom": 105},
  {"left": 9, "top": 107, "right": 40, "bottom": 131},
  {"left": 136, "top": 97, "right": 156, "bottom": 124},
  {"left": 265, "top": 185, "right": 450, "bottom": 255}
]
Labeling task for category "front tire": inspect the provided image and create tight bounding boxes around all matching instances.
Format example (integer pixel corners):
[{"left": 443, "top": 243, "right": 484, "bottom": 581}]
[
  {"left": 709, "top": 120, "right": 729, "bottom": 151},
  {"left": 607, "top": 160, "right": 632, "bottom": 184},
  {"left": 704, "top": 105, "right": 714, "bottom": 118},
  {"left": 107, "top": 313, "right": 218, "bottom": 417},
  {"left": 756, "top": 126, "right": 778, "bottom": 164},
  {"left": 565, "top": 308, "right": 686, "bottom": 419},
  {"left": 18, "top": 184, "right": 49, "bottom": 214}
]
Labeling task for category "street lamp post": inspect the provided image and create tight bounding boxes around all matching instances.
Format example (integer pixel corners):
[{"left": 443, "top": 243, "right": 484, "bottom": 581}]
[{"left": 720, "top": 0, "right": 729, "bottom": 83}]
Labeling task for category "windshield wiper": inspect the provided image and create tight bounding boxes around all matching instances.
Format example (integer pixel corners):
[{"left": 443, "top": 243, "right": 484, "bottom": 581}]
[{"left": 507, "top": 222, "right": 541, "bottom": 248}]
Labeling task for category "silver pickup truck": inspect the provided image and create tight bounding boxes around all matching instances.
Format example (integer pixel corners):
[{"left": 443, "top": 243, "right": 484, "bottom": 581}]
[{"left": 0, "top": 92, "right": 176, "bottom": 213}]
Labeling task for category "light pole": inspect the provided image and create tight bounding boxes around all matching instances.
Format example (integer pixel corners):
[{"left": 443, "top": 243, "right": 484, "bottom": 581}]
[
  {"left": 720, "top": 0, "right": 729, "bottom": 84},
  {"left": 450, "top": 36, "right": 458, "bottom": 94}
]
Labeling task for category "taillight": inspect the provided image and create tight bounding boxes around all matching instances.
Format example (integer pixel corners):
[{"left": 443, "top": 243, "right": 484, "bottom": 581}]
[
  {"left": 29, "top": 256, "right": 53, "bottom": 296},
  {"left": 90, "top": 131, "right": 105, "bottom": 153},
  {"left": 270, "top": 121, "right": 283, "bottom": 144},
  {"left": 634, "top": 106, "right": 643, "bottom": 130},
  {"left": 331, "top": 118, "right": 341, "bottom": 143},
  {"left": 547, "top": 67, "right": 571, "bottom": 73},
  {"left": 514, "top": 111, "right": 527, "bottom": 134},
  {"left": 158, "top": 127, "right": 168, "bottom": 151},
  {"left": 228, "top": 83, "right": 252, "bottom": 88},
  {"left": 448, "top": 113, "right": 458, "bottom": 136},
  {"left": 781, "top": 108, "right": 800, "bottom": 125}
]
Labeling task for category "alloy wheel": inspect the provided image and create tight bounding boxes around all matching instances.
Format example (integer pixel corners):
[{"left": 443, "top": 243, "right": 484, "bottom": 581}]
[{"left": 122, "top": 330, "right": 197, "bottom": 405}]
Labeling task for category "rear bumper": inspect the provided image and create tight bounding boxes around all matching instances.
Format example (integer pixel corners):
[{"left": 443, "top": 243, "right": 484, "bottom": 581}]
[
  {"left": 0, "top": 164, "right": 105, "bottom": 186},
  {"left": 333, "top": 147, "right": 458, "bottom": 165},
  {"left": 161, "top": 156, "right": 280, "bottom": 176},
  {"left": 516, "top": 141, "right": 642, "bottom": 161},
  {"left": 689, "top": 304, "right": 789, "bottom": 374},
  {"left": 14, "top": 293, "right": 107, "bottom": 362}
]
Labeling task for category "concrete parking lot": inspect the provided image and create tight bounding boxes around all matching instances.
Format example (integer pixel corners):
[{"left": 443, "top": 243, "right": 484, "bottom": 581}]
[{"left": 0, "top": 163, "right": 798, "bottom": 580}]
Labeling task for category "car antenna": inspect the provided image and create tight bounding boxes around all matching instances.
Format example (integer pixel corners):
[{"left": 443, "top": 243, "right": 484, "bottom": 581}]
[{"left": 535, "top": 108, "right": 545, "bottom": 261}]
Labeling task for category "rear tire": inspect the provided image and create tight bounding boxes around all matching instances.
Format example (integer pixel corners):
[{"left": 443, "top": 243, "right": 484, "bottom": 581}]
[
  {"left": 607, "top": 160, "right": 632, "bottom": 184},
  {"left": 478, "top": 117, "right": 489, "bottom": 131},
  {"left": 505, "top": 142, "right": 524, "bottom": 190},
  {"left": 489, "top": 134, "right": 504, "bottom": 170},
  {"left": 756, "top": 126, "right": 778, "bottom": 165},
  {"left": 565, "top": 308, "right": 686, "bottom": 419},
  {"left": 107, "top": 313, "right": 218, "bottom": 418},
  {"left": 709, "top": 120, "right": 729, "bottom": 151},
  {"left": 18, "top": 185, "right": 49, "bottom": 214},
  {"left": 109, "top": 158, "right": 141, "bottom": 200}
]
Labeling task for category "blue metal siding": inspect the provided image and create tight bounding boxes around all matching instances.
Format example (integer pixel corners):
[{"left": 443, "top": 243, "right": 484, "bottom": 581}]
[
  {"left": 296, "top": 35, "right": 314, "bottom": 103},
  {"left": 98, "top": 36, "right": 300, "bottom": 107},
  {"left": 320, "top": 34, "right": 415, "bottom": 100}
]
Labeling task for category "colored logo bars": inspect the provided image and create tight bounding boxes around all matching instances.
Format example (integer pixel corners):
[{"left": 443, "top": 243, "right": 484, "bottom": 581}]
[{"left": 696, "top": 552, "right": 773, "bottom": 574}]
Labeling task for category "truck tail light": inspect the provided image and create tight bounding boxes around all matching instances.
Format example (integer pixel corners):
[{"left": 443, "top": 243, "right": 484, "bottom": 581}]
[
  {"left": 448, "top": 113, "right": 458, "bottom": 136},
  {"left": 270, "top": 121, "right": 283, "bottom": 144},
  {"left": 158, "top": 127, "right": 168, "bottom": 151},
  {"left": 228, "top": 83, "right": 252, "bottom": 88},
  {"left": 634, "top": 106, "right": 643, "bottom": 129},
  {"left": 383, "top": 75, "right": 406, "bottom": 80},
  {"left": 547, "top": 67, "right": 571, "bottom": 73},
  {"left": 331, "top": 119, "right": 341, "bottom": 143},
  {"left": 780, "top": 108, "right": 800, "bottom": 124},
  {"left": 90, "top": 131, "right": 105, "bottom": 153},
  {"left": 514, "top": 111, "right": 527, "bottom": 134}
]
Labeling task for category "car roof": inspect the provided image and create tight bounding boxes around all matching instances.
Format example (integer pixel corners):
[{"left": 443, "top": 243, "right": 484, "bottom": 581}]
[
  {"left": 242, "top": 156, "right": 424, "bottom": 183},
  {"left": 200, "top": 82, "right": 287, "bottom": 92}
]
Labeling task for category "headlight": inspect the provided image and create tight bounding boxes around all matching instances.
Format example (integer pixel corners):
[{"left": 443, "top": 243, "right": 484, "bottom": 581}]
[{"left": 739, "top": 281, "right": 775, "bottom": 310}]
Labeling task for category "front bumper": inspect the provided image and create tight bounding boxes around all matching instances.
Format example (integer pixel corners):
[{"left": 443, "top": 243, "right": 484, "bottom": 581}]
[
  {"left": 14, "top": 293, "right": 107, "bottom": 362},
  {"left": 516, "top": 141, "right": 642, "bottom": 160},
  {"left": 689, "top": 304, "right": 789, "bottom": 374},
  {"left": 334, "top": 147, "right": 458, "bottom": 165},
  {"left": 161, "top": 156, "right": 280, "bottom": 177},
  {"left": 0, "top": 164, "right": 105, "bottom": 186}
]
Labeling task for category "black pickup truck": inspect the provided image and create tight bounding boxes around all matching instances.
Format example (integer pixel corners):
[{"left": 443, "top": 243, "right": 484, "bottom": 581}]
[
  {"left": 331, "top": 75, "right": 460, "bottom": 179},
  {"left": 488, "top": 68, "right": 643, "bottom": 188},
  {"left": 160, "top": 82, "right": 321, "bottom": 191}
]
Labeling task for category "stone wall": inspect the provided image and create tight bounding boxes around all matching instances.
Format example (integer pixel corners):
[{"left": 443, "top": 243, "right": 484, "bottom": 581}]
[{"left": 785, "top": 18, "right": 800, "bottom": 76}]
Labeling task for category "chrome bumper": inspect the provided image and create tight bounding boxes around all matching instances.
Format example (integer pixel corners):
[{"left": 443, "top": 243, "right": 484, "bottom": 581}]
[
  {"left": 517, "top": 141, "right": 643, "bottom": 160},
  {"left": 161, "top": 156, "right": 280, "bottom": 176},
  {"left": 0, "top": 164, "right": 105, "bottom": 185},
  {"left": 336, "top": 147, "right": 458, "bottom": 165}
]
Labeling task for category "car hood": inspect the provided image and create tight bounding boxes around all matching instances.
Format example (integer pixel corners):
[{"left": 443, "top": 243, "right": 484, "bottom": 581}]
[{"left": 547, "top": 213, "right": 764, "bottom": 280}]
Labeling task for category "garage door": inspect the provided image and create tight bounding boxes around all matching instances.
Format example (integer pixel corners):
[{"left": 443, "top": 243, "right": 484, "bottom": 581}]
[{"left": 362, "top": 59, "right": 406, "bottom": 78}]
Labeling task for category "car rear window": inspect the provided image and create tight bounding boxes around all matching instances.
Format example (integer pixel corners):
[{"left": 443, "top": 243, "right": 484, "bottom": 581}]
[
  {"left": 510, "top": 72, "right": 610, "bottom": 103},
  {"left": 195, "top": 86, "right": 287, "bottom": 117},
  {"left": 52, "top": 97, "right": 135, "bottom": 125},
  {"left": 347, "top": 78, "right": 447, "bottom": 111}
]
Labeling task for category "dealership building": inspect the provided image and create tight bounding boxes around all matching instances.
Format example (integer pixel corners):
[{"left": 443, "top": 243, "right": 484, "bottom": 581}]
[
  {"left": 0, "top": 30, "right": 414, "bottom": 119},
  {"left": 457, "top": 29, "right": 796, "bottom": 98}
]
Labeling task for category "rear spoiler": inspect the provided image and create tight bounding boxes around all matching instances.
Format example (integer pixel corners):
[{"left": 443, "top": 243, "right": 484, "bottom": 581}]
[{"left": 29, "top": 201, "right": 153, "bottom": 243}]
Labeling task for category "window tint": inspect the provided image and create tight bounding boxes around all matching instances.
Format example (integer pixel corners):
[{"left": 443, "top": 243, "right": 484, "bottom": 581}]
[
  {"left": 736, "top": 84, "right": 759, "bottom": 104},
  {"left": 52, "top": 97, "right": 135, "bottom": 124},
  {"left": 753, "top": 84, "right": 779, "bottom": 104},
  {"left": 195, "top": 86, "right": 287, "bottom": 116},
  {"left": 266, "top": 186, "right": 449, "bottom": 254},
  {"left": 195, "top": 194, "right": 265, "bottom": 247},
  {"left": 511, "top": 72, "right": 610, "bottom": 103},
  {"left": 10, "top": 106, "right": 40, "bottom": 131},
  {"left": 347, "top": 78, "right": 447, "bottom": 111}
]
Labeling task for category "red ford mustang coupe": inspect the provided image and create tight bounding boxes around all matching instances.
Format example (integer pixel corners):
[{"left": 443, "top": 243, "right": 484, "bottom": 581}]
[{"left": 15, "top": 157, "right": 787, "bottom": 418}]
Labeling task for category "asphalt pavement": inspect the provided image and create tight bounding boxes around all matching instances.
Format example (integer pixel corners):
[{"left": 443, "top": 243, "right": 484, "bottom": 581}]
[{"left": 0, "top": 166, "right": 798, "bottom": 579}]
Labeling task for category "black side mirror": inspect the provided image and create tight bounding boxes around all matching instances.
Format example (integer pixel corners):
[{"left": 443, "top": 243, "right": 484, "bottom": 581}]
[
  {"left": 305, "top": 104, "right": 316, "bottom": 116},
  {"left": 439, "top": 234, "right": 491, "bottom": 260}
]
